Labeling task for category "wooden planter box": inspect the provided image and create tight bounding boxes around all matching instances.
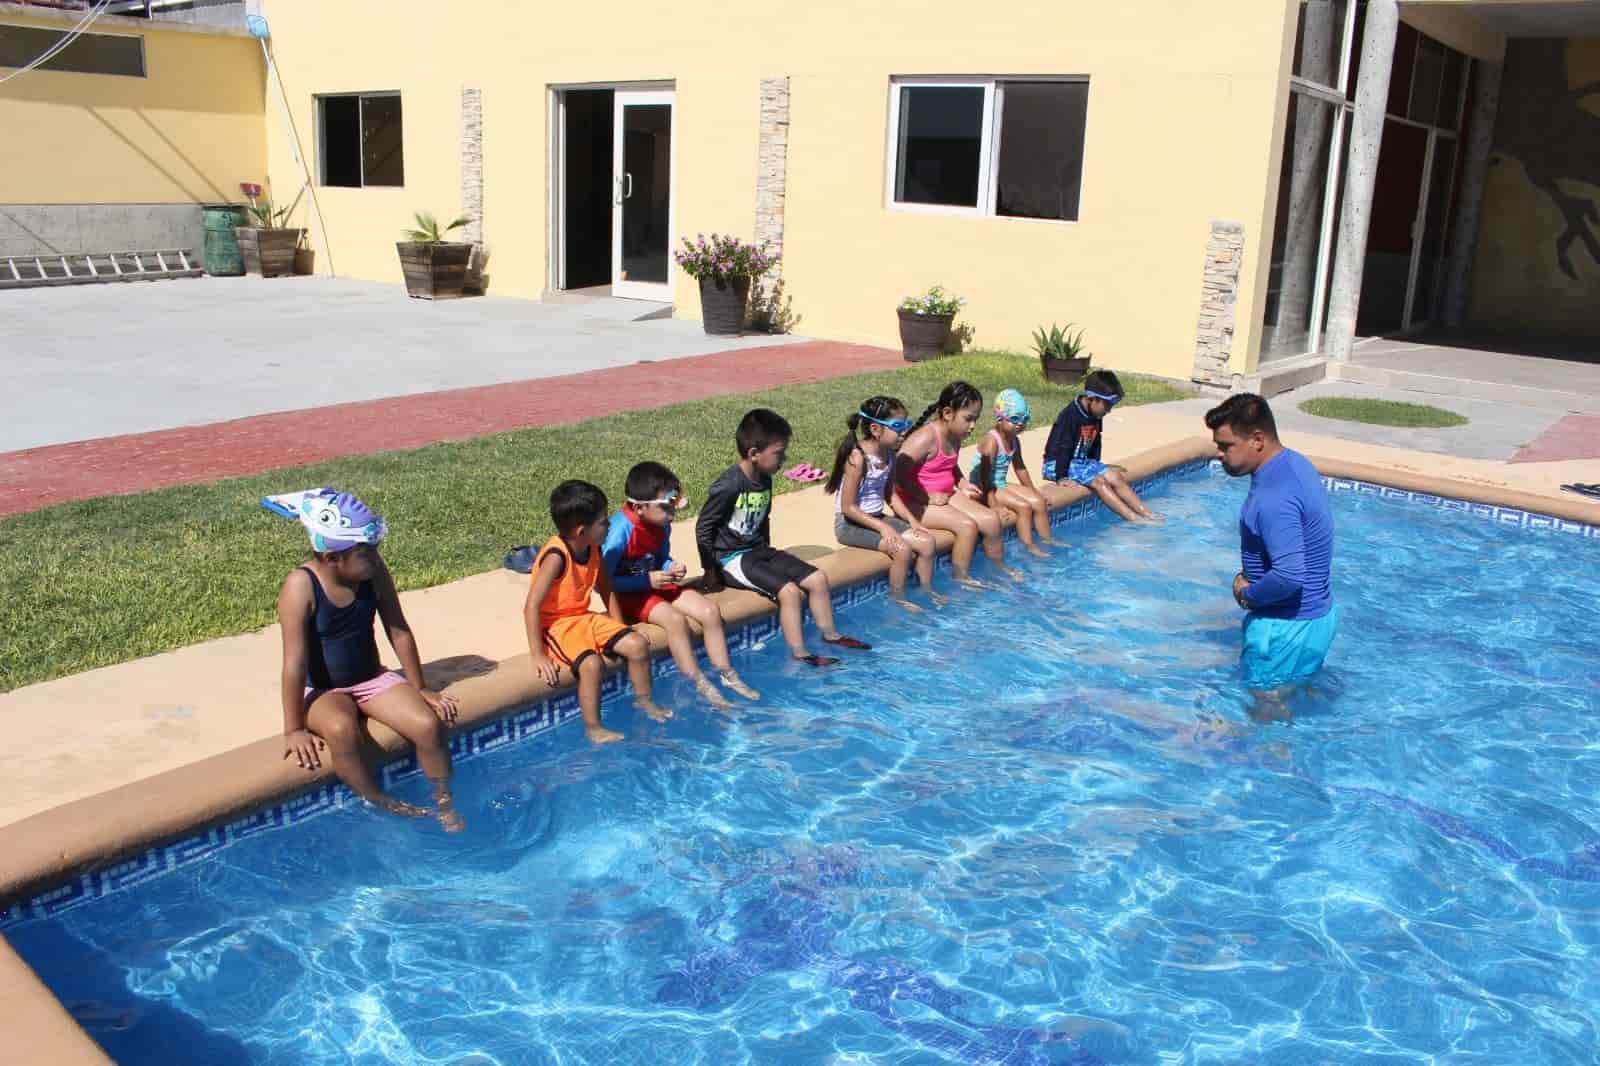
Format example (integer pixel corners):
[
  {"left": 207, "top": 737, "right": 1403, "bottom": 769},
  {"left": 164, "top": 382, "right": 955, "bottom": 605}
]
[
  {"left": 1039, "top": 354, "right": 1092, "bottom": 385},
  {"left": 234, "top": 227, "right": 302, "bottom": 278},
  {"left": 397, "top": 241, "right": 473, "bottom": 300},
  {"left": 897, "top": 309, "right": 954, "bottom": 362}
]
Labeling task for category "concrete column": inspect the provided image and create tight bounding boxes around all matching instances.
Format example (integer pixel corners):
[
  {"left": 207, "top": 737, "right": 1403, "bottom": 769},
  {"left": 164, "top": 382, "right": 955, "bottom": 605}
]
[
  {"left": 1442, "top": 59, "right": 1503, "bottom": 329},
  {"left": 1324, "top": 0, "right": 1399, "bottom": 361}
]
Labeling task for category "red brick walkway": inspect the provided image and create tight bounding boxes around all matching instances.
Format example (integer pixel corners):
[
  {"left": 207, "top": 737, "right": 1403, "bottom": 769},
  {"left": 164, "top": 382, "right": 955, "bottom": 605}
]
[
  {"left": 0, "top": 341, "right": 903, "bottom": 518},
  {"left": 1511, "top": 413, "right": 1600, "bottom": 464}
]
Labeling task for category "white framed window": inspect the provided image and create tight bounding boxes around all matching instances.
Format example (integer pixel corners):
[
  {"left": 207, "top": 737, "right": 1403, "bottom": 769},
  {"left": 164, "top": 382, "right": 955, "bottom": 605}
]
[
  {"left": 886, "top": 76, "right": 1089, "bottom": 222},
  {"left": 317, "top": 92, "right": 404, "bottom": 187}
]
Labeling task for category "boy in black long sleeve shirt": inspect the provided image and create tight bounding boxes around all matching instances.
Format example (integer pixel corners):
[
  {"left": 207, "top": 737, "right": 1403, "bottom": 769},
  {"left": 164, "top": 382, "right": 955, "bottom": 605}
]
[
  {"left": 696, "top": 408, "right": 870, "bottom": 666},
  {"left": 1040, "top": 370, "right": 1159, "bottom": 523}
]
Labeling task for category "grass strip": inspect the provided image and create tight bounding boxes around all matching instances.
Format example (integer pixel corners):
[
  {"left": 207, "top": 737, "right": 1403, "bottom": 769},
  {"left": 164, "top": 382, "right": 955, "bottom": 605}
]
[
  {"left": 0, "top": 352, "right": 1190, "bottom": 691},
  {"left": 1298, "top": 397, "right": 1468, "bottom": 429}
]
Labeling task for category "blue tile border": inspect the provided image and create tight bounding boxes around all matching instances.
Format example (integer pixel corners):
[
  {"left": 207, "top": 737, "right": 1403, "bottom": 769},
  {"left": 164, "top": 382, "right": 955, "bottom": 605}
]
[{"left": 24, "top": 455, "right": 1581, "bottom": 928}]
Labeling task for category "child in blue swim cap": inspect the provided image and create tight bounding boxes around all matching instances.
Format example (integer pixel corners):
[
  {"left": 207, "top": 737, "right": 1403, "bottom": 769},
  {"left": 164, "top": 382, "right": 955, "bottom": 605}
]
[
  {"left": 968, "top": 388, "right": 1057, "bottom": 558},
  {"left": 275, "top": 491, "right": 464, "bottom": 831}
]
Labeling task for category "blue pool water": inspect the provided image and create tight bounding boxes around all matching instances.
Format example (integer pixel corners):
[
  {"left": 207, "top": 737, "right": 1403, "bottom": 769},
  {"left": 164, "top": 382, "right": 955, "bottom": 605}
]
[{"left": 9, "top": 468, "right": 1600, "bottom": 1064}]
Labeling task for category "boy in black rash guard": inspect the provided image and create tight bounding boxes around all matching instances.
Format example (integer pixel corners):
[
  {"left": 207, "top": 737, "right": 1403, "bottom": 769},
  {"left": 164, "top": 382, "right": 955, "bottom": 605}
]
[
  {"left": 696, "top": 408, "right": 870, "bottom": 666},
  {"left": 1041, "top": 369, "right": 1160, "bottom": 524}
]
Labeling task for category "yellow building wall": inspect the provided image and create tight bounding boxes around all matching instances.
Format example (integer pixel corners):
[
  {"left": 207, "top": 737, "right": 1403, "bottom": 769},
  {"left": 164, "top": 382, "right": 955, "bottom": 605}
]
[
  {"left": 0, "top": 14, "right": 265, "bottom": 204},
  {"left": 261, "top": 0, "right": 1295, "bottom": 381}
]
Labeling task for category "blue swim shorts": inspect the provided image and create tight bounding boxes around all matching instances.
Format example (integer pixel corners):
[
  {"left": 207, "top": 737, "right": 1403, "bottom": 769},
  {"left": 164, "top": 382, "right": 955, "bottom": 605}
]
[
  {"left": 1240, "top": 606, "right": 1338, "bottom": 689},
  {"left": 1042, "top": 459, "right": 1110, "bottom": 485}
]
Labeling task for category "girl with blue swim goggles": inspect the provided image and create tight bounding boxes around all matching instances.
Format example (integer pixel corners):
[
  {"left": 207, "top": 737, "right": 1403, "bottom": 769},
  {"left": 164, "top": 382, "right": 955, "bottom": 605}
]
[{"left": 858, "top": 410, "right": 914, "bottom": 435}]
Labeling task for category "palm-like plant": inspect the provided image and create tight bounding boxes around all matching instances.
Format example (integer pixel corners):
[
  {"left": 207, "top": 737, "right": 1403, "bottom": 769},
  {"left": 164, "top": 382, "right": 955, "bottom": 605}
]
[
  {"left": 402, "top": 211, "right": 470, "bottom": 244},
  {"left": 248, "top": 201, "right": 292, "bottom": 228}
]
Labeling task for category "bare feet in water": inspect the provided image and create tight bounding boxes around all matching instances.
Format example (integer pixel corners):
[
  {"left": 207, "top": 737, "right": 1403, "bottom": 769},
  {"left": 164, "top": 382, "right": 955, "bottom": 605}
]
[
  {"left": 1025, "top": 543, "right": 1050, "bottom": 559},
  {"left": 719, "top": 669, "right": 761, "bottom": 701},
  {"left": 586, "top": 725, "right": 624, "bottom": 744},
  {"left": 375, "top": 797, "right": 430, "bottom": 819},
  {"left": 890, "top": 595, "right": 925, "bottom": 614},
  {"left": 434, "top": 793, "right": 465, "bottom": 833},
  {"left": 928, "top": 590, "right": 949, "bottom": 608},
  {"left": 693, "top": 674, "right": 735, "bottom": 710},
  {"left": 638, "top": 698, "right": 674, "bottom": 722}
]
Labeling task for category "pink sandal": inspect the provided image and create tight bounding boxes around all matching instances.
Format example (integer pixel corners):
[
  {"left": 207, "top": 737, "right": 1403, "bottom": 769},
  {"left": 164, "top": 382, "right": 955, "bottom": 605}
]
[{"left": 783, "top": 463, "right": 826, "bottom": 483}]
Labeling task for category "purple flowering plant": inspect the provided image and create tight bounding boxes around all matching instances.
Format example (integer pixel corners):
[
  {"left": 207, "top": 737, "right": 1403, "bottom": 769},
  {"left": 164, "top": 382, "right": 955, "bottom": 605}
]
[{"left": 673, "top": 233, "right": 779, "bottom": 283}]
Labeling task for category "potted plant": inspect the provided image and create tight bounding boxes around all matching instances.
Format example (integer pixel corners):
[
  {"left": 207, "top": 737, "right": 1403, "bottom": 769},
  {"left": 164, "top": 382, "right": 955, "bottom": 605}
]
[
  {"left": 233, "top": 198, "right": 304, "bottom": 278},
  {"left": 396, "top": 211, "right": 473, "bottom": 299},
  {"left": 674, "top": 233, "right": 779, "bottom": 335},
  {"left": 1034, "top": 322, "right": 1092, "bottom": 384},
  {"left": 897, "top": 285, "right": 964, "bottom": 362}
]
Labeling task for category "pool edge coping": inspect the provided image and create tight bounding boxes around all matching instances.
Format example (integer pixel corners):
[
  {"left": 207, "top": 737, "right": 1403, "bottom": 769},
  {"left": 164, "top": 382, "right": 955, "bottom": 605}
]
[{"left": 3, "top": 437, "right": 1598, "bottom": 1063}]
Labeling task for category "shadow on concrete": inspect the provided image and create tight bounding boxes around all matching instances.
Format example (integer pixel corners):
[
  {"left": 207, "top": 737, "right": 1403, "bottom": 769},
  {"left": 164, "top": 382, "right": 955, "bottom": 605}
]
[{"left": 1410, "top": 326, "right": 1600, "bottom": 366}]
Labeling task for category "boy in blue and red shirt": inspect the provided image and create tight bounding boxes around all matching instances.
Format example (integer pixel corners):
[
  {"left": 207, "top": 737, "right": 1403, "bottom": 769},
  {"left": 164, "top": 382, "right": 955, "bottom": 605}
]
[
  {"left": 1041, "top": 369, "right": 1159, "bottom": 524},
  {"left": 602, "top": 461, "right": 761, "bottom": 708}
]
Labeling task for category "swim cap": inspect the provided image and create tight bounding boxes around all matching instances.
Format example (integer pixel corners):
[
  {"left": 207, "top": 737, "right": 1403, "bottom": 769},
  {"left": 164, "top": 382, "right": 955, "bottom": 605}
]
[
  {"left": 994, "top": 388, "right": 1030, "bottom": 423},
  {"left": 299, "top": 491, "right": 386, "bottom": 552}
]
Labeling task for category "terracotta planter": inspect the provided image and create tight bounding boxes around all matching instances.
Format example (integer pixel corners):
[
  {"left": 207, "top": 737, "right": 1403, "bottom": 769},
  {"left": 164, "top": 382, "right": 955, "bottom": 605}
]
[
  {"left": 698, "top": 275, "right": 751, "bottom": 335},
  {"left": 397, "top": 241, "right": 473, "bottom": 299},
  {"left": 234, "top": 227, "right": 303, "bottom": 278},
  {"left": 1039, "top": 354, "right": 1092, "bottom": 385},
  {"left": 897, "top": 309, "right": 954, "bottom": 362}
]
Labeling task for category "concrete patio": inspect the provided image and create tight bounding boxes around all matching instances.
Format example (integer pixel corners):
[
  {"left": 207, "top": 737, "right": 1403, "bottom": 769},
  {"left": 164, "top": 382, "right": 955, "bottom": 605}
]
[
  {"left": 0, "top": 275, "right": 798, "bottom": 452},
  {"left": 1329, "top": 333, "right": 1600, "bottom": 413}
]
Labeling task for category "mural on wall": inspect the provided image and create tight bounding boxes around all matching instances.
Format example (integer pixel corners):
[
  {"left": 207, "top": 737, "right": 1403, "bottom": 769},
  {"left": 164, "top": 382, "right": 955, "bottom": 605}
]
[
  {"left": 1473, "top": 38, "right": 1600, "bottom": 332},
  {"left": 1493, "top": 39, "right": 1600, "bottom": 278}
]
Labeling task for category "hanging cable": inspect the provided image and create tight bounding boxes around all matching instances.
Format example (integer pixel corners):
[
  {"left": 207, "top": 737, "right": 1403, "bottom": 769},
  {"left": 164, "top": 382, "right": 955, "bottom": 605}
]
[{"left": 0, "top": 0, "right": 115, "bottom": 86}]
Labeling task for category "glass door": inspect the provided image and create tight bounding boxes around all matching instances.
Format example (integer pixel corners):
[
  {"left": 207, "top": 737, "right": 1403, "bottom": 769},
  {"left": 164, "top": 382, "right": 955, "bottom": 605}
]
[
  {"left": 611, "top": 89, "right": 674, "bottom": 301},
  {"left": 1404, "top": 131, "right": 1458, "bottom": 328}
]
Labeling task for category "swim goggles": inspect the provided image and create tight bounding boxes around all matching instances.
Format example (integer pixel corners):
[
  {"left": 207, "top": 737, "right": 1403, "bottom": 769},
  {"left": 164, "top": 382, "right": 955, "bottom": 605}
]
[
  {"left": 997, "top": 411, "right": 1031, "bottom": 427},
  {"left": 859, "top": 411, "right": 913, "bottom": 434},
  {"left": 627, "top": 490, "right": 689, "bottom": 511},
  {"left": 1085, "top": 390, "right": 1121, "bottom": 406}
]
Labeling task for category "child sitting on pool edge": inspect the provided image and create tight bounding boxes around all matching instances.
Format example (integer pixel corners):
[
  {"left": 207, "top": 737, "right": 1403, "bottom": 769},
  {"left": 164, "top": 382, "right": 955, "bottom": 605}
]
[
  {"left": 1041, "top": 369, "right": 1160, "bottom": 524},
  {"left": 968, "top": 388, "right": 1056, "bottom": 558},
  {"left": 276, "top": 491, "right": 463, "bottom": 831},
  {"left": 696, "top": 408, "right": 871, "bottom": 666},
  {"left": 602, "top": 460, "right": 761, "bottom": 708},
  {"left": 825, "top": 394, "right": 943, "bottom": 611},
  {"left": 525, "top": 479, "right": 672, "bottom": 744}
]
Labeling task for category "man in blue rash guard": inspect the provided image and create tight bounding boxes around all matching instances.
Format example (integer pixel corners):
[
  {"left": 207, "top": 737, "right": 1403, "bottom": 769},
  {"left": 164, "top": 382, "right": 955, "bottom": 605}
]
[{"left": 1204, "top": 393, "right": 1336, "bottom": 718}]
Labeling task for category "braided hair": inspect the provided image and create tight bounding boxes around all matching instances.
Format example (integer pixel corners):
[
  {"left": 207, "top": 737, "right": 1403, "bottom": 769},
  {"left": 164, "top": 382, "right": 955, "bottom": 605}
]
[
  {"left": 826, "top": 395, "right": 905, "bottom": 494},
  {"left": 910, "top": 380, "right": 984, "bottom": 434}
]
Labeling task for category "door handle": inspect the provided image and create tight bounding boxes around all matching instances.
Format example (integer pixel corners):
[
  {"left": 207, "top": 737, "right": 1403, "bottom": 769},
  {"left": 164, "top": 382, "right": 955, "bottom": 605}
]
[{"left": 624, "top": 173, "right": 634, "bottom": 200}]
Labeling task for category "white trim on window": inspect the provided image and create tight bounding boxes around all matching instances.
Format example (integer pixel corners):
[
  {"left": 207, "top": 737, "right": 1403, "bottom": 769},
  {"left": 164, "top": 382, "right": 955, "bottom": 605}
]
[{"left": 885, "top": 75, "right": 1088, "bottom": 223}]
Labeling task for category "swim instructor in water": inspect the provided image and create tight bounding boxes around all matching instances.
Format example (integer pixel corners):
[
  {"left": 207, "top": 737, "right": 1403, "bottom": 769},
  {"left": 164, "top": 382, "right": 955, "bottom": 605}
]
[{"left": 1204, "top": 393, "right": 1336, "bottom": 715}]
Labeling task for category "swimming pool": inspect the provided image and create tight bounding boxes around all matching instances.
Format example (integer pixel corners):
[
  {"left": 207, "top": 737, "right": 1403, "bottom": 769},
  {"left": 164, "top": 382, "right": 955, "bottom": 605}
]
[{"left": 7, "top": 464, "right": 1599, "bottom": 1064}]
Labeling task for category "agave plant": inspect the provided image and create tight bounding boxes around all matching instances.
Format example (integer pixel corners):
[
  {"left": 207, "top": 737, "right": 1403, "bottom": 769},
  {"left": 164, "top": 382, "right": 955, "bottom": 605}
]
[
  {"left": 1032, "top": 323, "right": 1087, "bottom": 361},
  {"left": 402, "top": 211, "right": 470, "bottom": 244}
]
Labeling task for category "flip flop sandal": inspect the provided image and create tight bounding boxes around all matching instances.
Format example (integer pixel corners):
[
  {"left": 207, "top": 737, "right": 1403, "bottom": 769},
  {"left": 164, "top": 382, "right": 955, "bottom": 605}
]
[
  {"left": 822, "top": 635, "right": 872, "bottom": 651},
  {"left": 783, "top": 463, "right": 826, "bottom": 483},
  {"left": 503, "top": 545, "right": 537, "bottom": 573},
  {"left": 797, "top": 653, "right": 841, "bottom": 667},
  {"left": 1561, "top": 483, "right": 1600, "bottom": 500}
]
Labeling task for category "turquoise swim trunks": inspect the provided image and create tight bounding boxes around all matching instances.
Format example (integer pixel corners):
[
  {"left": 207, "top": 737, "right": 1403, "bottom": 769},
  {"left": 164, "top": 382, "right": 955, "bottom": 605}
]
[{"left": 1240, "top": 606, "right": 1338, "bottom": 689}]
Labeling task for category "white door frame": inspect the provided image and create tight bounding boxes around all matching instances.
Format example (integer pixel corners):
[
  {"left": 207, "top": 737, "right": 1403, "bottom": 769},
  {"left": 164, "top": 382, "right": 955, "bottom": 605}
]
[{"left": 611, "top": 88, "right": 675, "bottom": 302}]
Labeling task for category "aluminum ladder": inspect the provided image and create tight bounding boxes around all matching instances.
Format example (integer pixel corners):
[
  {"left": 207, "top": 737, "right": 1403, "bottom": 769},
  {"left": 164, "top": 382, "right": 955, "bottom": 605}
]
[{"left": 0, "top": 249, "right": 205, "bottom": 289}]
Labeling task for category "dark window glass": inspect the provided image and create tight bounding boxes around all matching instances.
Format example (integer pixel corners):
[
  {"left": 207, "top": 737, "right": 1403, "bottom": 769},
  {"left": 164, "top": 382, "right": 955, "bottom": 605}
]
[
  {"left": 1437, "top": 48, "right": 1465, "bottom": 130},
  {"left": 1387, "top": 21, "right": 1418, "bottom": 117},
  {"left": 894, "top": 86, "right": 984, "bottom": 207},
  {"left": 0, "top": 24, "right": 144, "bottom": 77},
  {"left": 1408, "top": 34, "right": 1446, "bottom": 126},
  {"left": 361, "top": 95, "right": 404, "bottom": 187},
  {"left": 1290, "top": 0, "right": 1349, "bottom": 89},
  {"left": 320, "top": 96, "right": 361, "bottom": 187},
  {"left": 995, "top": 81, "right": 1087, "bottom": 222}
]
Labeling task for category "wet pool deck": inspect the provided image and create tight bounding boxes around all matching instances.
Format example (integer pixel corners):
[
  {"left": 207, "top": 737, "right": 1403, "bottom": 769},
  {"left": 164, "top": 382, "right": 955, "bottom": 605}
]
[{"left": 2, "top": 401, "right": 1596, "bottom": 833}]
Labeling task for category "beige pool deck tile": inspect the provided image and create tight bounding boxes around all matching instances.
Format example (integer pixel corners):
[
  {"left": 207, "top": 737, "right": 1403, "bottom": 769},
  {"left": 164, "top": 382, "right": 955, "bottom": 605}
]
[{"left": 1, "top": 407, "right": 1595, "bottom": 837}]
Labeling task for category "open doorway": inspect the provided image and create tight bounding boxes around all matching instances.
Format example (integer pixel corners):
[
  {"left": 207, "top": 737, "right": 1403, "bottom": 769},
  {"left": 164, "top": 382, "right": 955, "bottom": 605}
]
[{"left": 553, "top": 85, "right": 675, "bottom": 301}]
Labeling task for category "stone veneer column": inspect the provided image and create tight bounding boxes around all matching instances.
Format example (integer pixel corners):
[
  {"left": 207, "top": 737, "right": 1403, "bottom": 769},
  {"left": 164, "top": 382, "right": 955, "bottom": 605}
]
[
  {"left": 1324, "top": 0, "right": 1399, "bottom": 361},
  {"left": 460, "top": 87, "right": 484, "bottom": 289},
  {"left": 755, "top": 77, "right": 790, "bottom": 266},
  {"left": 1442, "top": 59, "right": 1503, "bottom": 328},
  {"left": 1190, "top": 220, "right": 1246, "bottom": 387}
]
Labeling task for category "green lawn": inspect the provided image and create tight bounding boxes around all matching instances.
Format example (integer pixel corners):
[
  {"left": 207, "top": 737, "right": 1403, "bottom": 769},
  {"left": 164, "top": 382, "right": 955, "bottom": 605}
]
[
  {"left": 1298, "top": 396, "right": 1468, "bottom": 429},
  {"left": 0, "top": 351, "right": 1190, "bottom": 691}
]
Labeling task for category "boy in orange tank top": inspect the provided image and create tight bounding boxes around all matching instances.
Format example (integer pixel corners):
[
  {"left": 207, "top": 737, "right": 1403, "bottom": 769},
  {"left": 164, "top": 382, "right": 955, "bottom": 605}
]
[{"left": 524, "top": 480, "right": 671, "bottom": 744}]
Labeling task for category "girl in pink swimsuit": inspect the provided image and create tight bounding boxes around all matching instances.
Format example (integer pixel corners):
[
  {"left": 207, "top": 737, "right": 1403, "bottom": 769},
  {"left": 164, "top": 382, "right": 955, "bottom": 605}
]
[{"left": 895, "top": 381, "right": 1021, "bottom": 585}]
